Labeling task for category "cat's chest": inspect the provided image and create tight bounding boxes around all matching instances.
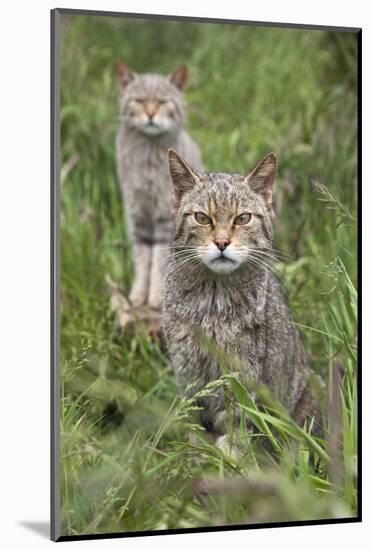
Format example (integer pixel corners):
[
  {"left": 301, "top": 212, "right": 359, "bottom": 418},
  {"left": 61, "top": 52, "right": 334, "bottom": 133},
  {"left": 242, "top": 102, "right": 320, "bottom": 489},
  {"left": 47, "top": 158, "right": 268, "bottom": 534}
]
[
  {"left": 124, "top": 150, "right": 169, "bottom": 181},
  {"left": 186, "top": 283, "right": 262, "bottom": 344}
]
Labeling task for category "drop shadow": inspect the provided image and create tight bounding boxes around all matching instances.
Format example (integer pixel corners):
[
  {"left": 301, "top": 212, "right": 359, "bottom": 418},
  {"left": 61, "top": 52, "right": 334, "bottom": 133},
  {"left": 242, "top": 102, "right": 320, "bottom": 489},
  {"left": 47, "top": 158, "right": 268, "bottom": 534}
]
[{"left": 18, "top": 521, "right": 50, "bottom": 539}]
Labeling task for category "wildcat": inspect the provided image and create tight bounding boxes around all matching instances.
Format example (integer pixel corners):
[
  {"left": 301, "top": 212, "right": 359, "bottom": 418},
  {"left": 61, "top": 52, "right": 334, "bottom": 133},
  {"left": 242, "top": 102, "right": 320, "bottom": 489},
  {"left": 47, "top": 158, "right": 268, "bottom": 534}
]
[
  {"left": 116, "top": 62, "right": 203, "bottom": 310},
  {"left": 163, "top": 149, "right": 323, "bottom": 450}
]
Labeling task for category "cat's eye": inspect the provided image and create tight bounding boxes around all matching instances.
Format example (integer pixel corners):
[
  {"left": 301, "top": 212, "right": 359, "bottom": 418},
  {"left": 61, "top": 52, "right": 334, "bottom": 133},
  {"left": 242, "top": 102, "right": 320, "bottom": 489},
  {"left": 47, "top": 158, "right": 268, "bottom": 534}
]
[
  {"left": 158, "top": 99, "right": 168, "bottom": 105},
  {"left": 134, "top": 98, "right": 145, "bottom": 103},
  {"left": 234, "top": 213, "right": 252, "bottom": 225},
  {"left": 194, "top": 212, "right": 212, "bottom": 225}
]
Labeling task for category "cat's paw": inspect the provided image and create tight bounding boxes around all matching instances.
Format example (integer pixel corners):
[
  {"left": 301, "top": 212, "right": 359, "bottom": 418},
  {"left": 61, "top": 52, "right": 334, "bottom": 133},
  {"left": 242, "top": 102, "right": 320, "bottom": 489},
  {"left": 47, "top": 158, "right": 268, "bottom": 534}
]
[
  {"left": 216, "top": 435, "right": 241, "bottom": 460},
  {"left": 148, "top": 287, "right": 162, "bottom": 310},
  {"left": 129, "top": 285, "right": 147, "bottom": 307}
]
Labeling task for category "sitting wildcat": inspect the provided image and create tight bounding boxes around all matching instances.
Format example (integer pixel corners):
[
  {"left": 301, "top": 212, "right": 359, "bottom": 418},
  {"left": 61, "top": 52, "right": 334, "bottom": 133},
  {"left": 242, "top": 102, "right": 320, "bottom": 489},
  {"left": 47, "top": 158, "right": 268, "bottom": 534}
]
[
  {"left": 163, "top": 149, "right": 323, "bottom": 449},
  {"left": 116, "top": 62, "right": 203, "bottom": 310}
]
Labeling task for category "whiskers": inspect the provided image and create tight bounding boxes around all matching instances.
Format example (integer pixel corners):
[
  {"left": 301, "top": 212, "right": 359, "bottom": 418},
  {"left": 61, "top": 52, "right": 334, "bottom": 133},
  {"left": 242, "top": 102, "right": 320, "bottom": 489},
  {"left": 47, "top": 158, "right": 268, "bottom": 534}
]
[
  {"left": 162, "top": 242, "right": 290, "bottom": 282},
  {"left": 157, "top": 245, "right": 197, "bottom": 252},
  {"left": 165, "top": 246, "right": 204, "bottom": 278},
  {"left": 242, "top": 245, "right": 289, "bottom": 283}
]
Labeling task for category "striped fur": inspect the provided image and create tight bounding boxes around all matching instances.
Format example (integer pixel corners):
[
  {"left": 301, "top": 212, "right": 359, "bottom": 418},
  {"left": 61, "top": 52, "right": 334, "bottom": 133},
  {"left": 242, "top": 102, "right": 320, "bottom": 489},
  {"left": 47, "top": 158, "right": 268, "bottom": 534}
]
[
  {"left": 163, "top": 150, "right": 324, "bottom": 449},
  {"left": 116, "top": 65, "right": 203, "bottom": 309}
]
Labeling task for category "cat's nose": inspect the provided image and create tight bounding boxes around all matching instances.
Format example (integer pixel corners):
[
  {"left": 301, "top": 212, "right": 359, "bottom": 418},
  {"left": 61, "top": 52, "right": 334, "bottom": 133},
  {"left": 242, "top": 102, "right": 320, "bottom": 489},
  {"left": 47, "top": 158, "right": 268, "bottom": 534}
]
[
  {"left": 214, "top": 238, "right": 230, "bottom": 252},
  {"left": 145, "top": 103, "right": 157, "bottom": 118}
]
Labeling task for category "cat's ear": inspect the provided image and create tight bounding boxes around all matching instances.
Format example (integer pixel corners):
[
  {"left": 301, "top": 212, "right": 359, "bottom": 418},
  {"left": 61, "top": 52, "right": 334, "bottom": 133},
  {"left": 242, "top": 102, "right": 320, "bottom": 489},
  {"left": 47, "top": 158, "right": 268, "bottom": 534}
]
[
  {"left": 168, "top": 149, "right": 200, "bottom": 208},
  {"left": 116, "top": 60, "right": 136, "bottom": 92},
  {"left": 169, "top": 65, "right": 188, "bottom": 91},
  {"left": 244, "top": 153, "right": 277, "bottom": 206}
]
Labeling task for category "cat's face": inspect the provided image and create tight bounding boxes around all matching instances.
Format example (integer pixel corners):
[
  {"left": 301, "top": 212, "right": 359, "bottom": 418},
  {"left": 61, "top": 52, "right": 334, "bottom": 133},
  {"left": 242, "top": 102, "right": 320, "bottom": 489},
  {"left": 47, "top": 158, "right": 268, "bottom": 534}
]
[
  {"left": 117, "top": 62, "right": 187, "bottom": 137},
  {"left": 168, "top": 150, "right": 277, "bottom": 274}
]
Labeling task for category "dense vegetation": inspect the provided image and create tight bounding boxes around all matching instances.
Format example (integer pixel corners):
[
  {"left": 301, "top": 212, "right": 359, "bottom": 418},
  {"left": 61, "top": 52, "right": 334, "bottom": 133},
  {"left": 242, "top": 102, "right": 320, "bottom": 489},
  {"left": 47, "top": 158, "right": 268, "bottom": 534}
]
[{"left": 60, "top": 14, "right": 358, "bottom": 536}]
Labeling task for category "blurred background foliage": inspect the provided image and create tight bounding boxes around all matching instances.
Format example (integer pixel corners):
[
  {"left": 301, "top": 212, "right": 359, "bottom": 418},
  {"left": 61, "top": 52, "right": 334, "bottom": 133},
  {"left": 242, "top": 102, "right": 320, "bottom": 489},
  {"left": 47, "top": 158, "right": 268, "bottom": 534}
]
[{"left": 60, "top": 14, "right": 358, "bottom": 536}]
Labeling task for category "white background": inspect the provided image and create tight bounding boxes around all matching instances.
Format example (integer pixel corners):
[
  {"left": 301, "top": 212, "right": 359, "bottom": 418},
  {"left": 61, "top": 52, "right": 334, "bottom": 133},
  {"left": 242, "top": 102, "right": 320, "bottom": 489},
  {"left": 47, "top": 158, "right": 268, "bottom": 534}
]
[{"left": 0, "top": 0, "right": 368, "bottom": 547}]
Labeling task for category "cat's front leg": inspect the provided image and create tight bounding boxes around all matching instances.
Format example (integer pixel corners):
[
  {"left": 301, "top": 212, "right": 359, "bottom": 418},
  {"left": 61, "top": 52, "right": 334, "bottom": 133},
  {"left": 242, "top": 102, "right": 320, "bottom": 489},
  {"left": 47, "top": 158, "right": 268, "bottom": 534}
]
[
  {"left": 129, "top": 241, "right": 152, "bottom": 307},
  {"left": 148, "top": 243, "right": 168, "bottom": 310}
]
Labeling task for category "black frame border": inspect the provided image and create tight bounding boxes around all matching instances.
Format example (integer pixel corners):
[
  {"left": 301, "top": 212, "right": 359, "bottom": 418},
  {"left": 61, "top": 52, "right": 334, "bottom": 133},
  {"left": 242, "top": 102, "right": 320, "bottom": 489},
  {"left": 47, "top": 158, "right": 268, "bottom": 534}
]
[{"left": 51, "top": 7, "right": 362, "bottom": 542}]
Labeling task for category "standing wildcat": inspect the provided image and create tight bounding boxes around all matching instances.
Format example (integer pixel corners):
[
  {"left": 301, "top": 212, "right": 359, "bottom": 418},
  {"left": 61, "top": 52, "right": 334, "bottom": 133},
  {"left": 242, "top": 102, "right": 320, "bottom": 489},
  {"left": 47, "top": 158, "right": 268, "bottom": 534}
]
[
  {"left": 163, "top": 149, "right": 323, "bottom": 448},
  {"left": 116, "top": 62, "right": 203, "bottom": 309}
]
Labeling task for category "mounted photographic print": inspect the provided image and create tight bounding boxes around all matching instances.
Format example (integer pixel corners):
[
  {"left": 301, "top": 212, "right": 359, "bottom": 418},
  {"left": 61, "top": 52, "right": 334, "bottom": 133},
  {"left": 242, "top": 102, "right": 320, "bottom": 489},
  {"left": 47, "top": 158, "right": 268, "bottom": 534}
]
[{"left": 51, "top": 8, "right": 361, "bottom": 542}]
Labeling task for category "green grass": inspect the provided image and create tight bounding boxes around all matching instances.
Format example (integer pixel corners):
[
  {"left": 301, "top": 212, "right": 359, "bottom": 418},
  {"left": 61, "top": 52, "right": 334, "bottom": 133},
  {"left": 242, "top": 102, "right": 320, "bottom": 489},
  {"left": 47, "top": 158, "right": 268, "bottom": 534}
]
[{"left": 59, "top": 14, "right": 358, "bottom": 536}]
